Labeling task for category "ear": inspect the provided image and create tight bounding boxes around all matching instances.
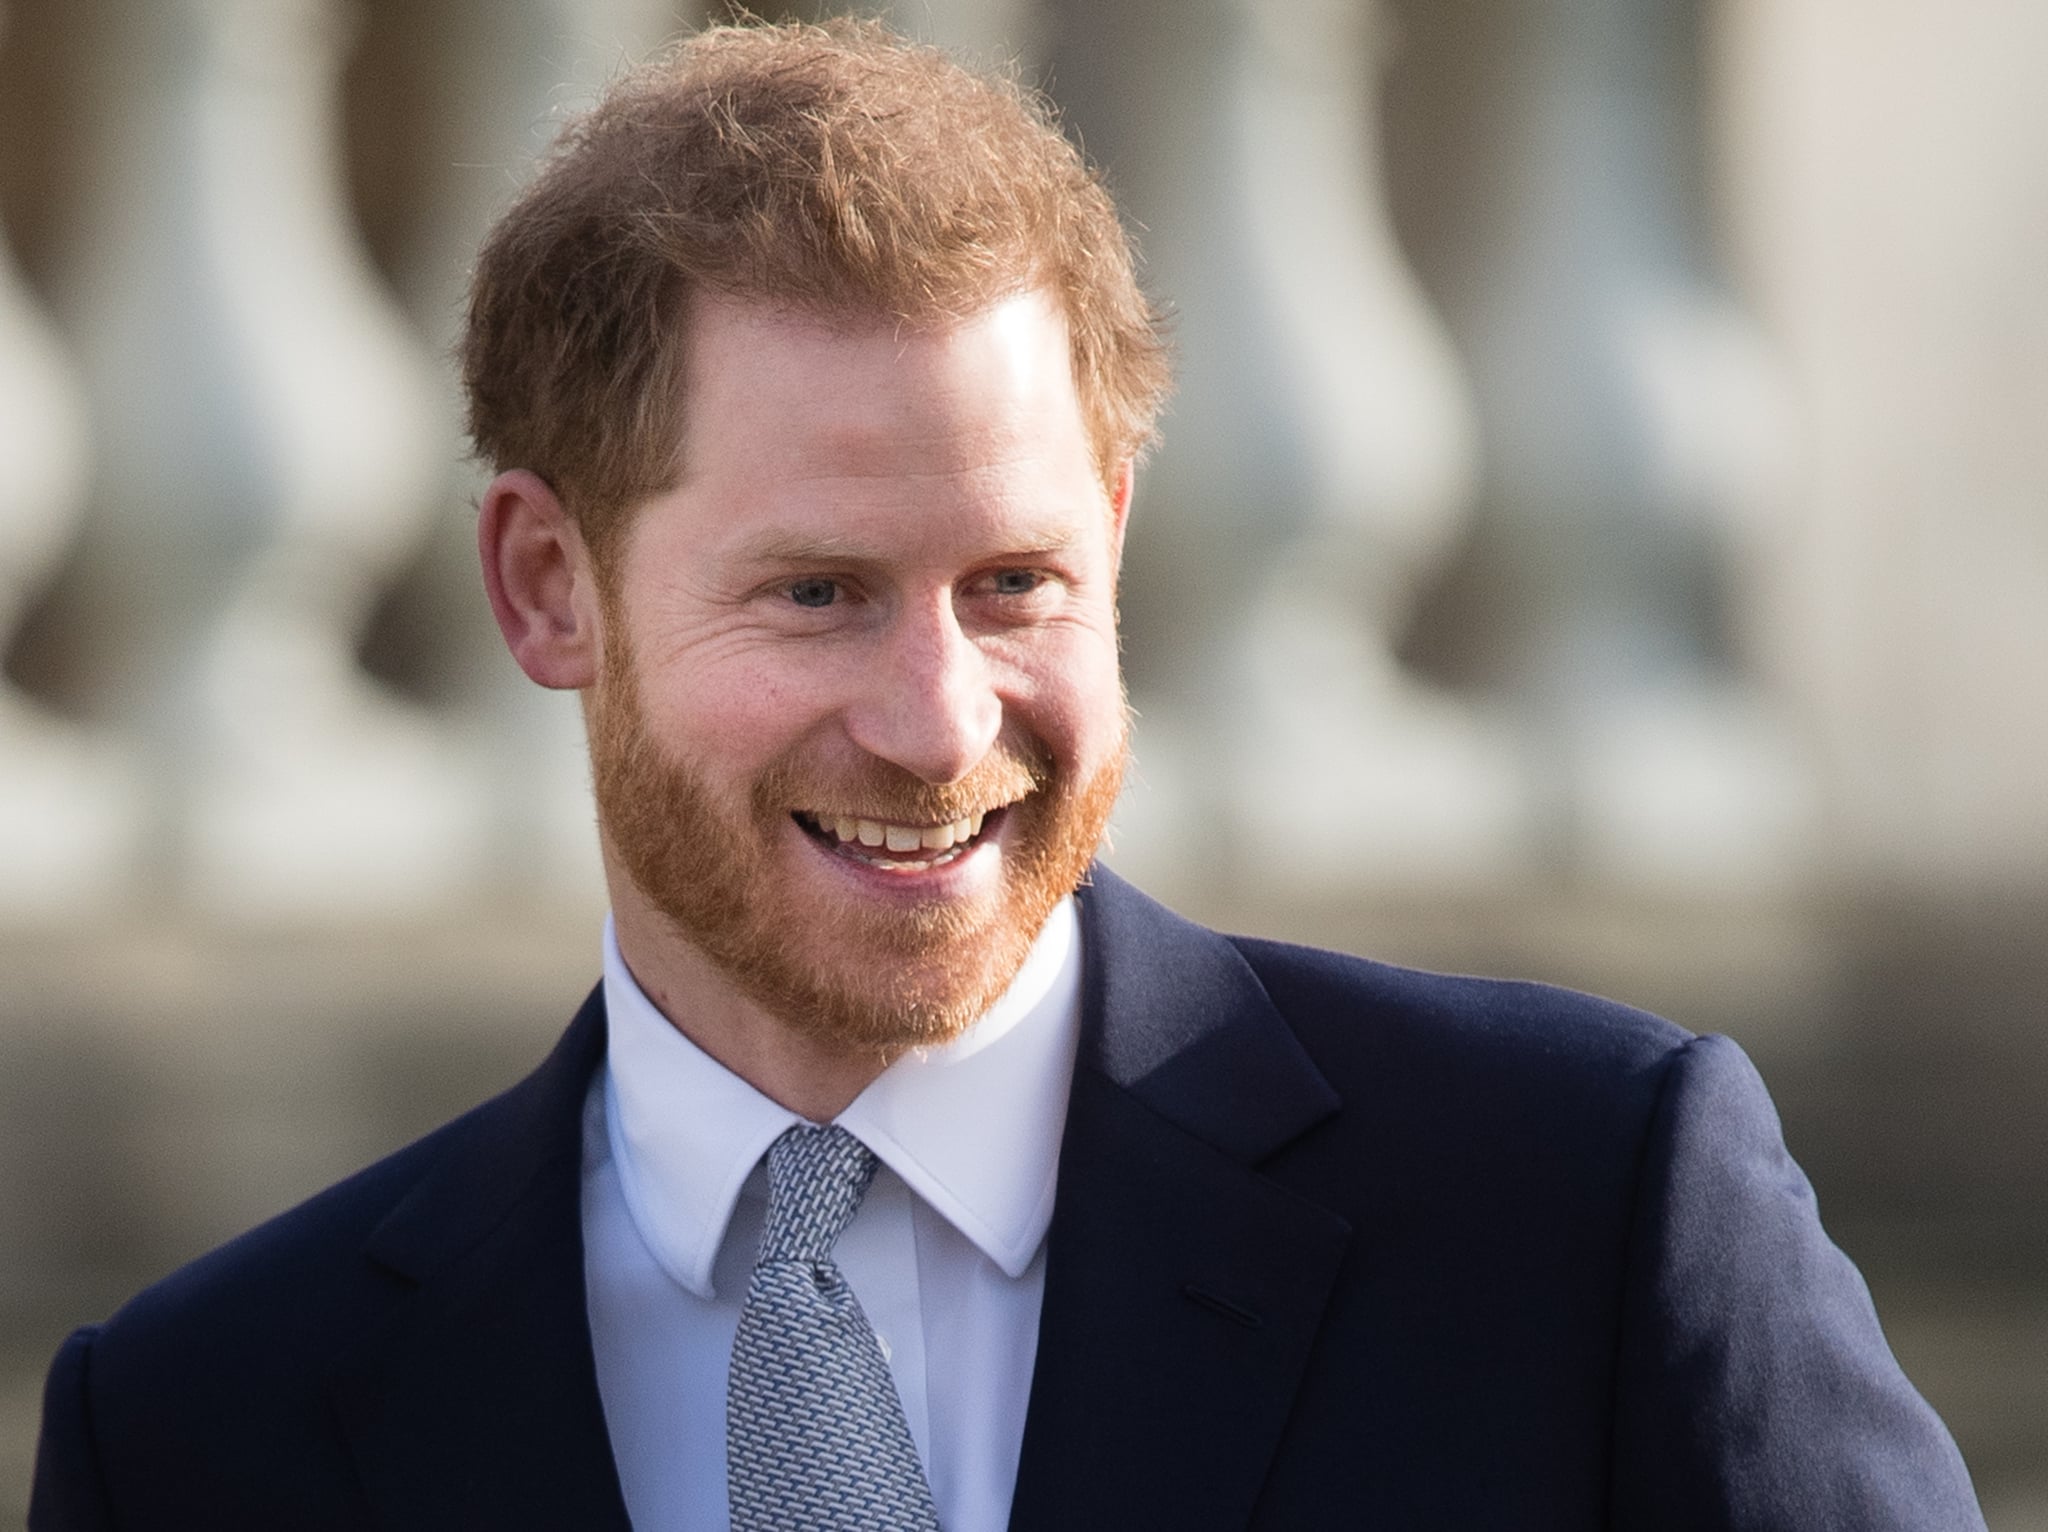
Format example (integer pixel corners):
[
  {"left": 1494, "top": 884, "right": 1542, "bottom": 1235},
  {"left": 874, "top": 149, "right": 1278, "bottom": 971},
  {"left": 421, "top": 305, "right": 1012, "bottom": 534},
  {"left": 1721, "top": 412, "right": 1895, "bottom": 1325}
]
[
  {"left": 477, "top": 469, "right": 602, "bottom": 690},
  {"left": 1107, "top": 459, "right": 1135, "bottom": 573}
]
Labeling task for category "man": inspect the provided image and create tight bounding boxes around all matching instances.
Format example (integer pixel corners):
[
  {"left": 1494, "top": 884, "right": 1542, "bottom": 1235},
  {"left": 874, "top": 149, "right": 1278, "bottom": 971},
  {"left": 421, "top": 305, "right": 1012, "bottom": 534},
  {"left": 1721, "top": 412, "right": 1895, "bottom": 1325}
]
[{"left": 33, "top": 18, "right": 1983, "bottom": 1531}]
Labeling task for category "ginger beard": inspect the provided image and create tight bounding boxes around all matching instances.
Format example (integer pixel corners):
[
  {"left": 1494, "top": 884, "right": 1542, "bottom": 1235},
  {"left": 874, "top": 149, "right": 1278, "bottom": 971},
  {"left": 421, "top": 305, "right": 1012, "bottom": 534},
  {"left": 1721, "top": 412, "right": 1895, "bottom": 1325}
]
[{"left": 588, "top": 622, "right": 1128, "bottom": 1057}]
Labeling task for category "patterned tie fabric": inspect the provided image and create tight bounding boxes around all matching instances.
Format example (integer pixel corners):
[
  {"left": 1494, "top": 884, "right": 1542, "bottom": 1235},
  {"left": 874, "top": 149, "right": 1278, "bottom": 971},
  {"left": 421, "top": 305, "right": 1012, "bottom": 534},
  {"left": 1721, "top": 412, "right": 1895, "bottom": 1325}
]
[{"left": 727, "top": 1124, "right": 942, "bottom": 1532}]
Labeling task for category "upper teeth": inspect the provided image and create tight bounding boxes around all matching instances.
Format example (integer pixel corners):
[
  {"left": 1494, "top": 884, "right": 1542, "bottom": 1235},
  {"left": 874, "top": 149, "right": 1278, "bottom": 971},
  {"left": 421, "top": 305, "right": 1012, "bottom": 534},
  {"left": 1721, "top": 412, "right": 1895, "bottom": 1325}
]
[{"left": 821, "top": 811, "right": 986, "bottom": 851}]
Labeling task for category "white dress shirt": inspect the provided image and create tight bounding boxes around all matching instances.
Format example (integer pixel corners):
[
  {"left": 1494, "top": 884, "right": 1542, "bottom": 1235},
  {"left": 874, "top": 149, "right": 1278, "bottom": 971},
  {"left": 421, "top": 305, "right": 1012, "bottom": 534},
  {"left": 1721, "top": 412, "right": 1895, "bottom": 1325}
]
[{"left": 582, "top": 899, "right": 1083, "bottom": 1532}]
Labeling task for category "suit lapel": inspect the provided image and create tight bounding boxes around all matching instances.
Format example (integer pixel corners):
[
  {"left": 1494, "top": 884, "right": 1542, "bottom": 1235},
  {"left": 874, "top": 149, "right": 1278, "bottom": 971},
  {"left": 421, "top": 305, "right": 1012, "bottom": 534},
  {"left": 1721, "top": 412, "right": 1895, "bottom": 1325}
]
[
  {"left": 1008, "top": 870, "right": 1353, "bottom": 1532},
  {"left": 331, "top": 991, "right": 632, "bottom": 1531}
]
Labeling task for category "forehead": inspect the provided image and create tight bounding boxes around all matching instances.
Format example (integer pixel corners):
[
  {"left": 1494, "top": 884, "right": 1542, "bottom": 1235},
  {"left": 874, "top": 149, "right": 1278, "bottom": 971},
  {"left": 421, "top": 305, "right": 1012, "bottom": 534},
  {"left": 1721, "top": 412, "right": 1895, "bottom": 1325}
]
[{"left": 674, "top": 289, "right": 1093, "bottom": 484}]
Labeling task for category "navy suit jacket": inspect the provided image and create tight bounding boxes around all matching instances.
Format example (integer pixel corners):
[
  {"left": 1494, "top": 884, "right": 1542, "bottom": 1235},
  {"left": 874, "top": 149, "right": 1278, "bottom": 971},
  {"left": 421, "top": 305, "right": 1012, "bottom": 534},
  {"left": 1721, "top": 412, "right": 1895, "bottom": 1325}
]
[{"left": 33, "top": 869, "right": 1983, "bottom": 1528}]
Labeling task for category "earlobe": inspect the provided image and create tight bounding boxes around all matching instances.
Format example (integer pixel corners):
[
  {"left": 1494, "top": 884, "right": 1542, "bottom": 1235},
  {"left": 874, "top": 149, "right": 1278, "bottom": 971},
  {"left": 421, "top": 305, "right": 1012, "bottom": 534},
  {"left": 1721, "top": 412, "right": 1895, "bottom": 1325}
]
[{"left": 477, "top": 469, "right": 601, "bottom": 690}]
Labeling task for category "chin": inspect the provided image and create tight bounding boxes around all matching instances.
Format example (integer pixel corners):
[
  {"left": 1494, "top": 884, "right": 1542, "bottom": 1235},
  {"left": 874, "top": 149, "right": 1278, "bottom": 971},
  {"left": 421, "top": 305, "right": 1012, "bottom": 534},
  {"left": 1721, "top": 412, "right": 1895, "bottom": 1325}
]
[
  {"left": 744, "top": 881, "right": 1040, "bottom": 1052},
  {"left": 737, "top": 938, "right": 1021, "bottom": 1057}
]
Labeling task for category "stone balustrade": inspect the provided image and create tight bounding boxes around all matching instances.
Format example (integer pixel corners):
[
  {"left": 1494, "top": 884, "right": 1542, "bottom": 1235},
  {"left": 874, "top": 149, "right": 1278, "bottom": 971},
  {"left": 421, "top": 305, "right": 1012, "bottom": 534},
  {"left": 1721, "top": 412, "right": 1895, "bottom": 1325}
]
[{"left": 2, "top": 0, "right": 2041, "bottom": 926}]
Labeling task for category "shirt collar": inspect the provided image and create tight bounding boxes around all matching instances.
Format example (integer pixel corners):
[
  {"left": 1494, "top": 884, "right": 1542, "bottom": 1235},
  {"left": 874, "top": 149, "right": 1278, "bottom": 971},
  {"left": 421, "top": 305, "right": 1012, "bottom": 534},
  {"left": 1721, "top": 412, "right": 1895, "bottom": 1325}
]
[{"left": 600, "top": 899, "right": 1082, "bottom": 1299}]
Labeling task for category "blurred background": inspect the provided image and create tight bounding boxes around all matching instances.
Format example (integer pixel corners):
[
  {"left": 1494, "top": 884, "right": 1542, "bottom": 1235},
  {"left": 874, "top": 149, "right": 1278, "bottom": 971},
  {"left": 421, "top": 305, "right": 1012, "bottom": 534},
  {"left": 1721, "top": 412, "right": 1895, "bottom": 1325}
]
[{"left": 2, "top": 0, "right": 2045, "bottom": 1520}]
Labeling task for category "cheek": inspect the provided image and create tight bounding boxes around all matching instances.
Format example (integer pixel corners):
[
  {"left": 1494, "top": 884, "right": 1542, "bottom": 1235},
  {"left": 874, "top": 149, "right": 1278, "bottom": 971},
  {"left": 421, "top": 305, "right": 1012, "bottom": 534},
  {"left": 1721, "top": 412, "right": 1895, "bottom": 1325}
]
[
  {"left": 635, "top": 657, "right": 829, "bottom": 768},
  {"left": 1004, "top": 635, "right": 1126, "bottom": 761}
]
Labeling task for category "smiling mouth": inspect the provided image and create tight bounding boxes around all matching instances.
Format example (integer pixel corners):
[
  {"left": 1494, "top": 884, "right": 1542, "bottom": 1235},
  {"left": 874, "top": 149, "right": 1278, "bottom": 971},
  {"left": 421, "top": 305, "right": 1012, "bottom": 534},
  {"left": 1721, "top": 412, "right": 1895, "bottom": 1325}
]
[{"left": 792, "top": 805, "right": 1011, "bottom": 872}]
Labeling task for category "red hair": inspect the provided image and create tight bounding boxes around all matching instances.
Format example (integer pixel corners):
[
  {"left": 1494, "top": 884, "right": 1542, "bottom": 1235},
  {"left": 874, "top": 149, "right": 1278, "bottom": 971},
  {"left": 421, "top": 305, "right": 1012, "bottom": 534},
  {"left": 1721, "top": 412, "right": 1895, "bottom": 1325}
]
[{"left": 462, "top": 16, "right": 1171, "bottom": 559}]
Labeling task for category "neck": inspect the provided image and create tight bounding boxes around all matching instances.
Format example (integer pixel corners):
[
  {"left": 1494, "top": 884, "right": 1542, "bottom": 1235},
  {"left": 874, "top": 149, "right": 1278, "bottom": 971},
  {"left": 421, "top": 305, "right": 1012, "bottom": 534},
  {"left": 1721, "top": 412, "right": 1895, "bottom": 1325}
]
[{"left": 608, "top": 898, "right": 889, "bottom": 1123}]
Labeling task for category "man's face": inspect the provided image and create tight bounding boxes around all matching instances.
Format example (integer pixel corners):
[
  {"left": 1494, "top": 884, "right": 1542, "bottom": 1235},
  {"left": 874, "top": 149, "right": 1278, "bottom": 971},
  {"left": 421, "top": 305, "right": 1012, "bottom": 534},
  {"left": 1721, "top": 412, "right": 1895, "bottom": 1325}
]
[{"left": 589, "top": 290, "right": 1129, "bottom": 1055}]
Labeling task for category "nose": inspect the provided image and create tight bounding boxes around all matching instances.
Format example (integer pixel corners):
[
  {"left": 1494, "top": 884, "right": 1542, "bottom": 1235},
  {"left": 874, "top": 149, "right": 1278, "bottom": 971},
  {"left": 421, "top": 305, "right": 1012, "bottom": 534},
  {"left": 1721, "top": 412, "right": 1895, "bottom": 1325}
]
[{"left": 843, "top": 595, "right": 1002, "bottom": 785}]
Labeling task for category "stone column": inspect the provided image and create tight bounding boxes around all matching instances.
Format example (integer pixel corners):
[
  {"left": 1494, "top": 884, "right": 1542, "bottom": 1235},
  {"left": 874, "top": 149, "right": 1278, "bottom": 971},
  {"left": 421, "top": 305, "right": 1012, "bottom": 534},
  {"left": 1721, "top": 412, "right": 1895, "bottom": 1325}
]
[
  {"left": 1045, "top": 0, "right": 1524, "bottom": 897},
  {"left": 884, "top": 0, "right": 1047, "bottom": 61},
  {"left": 0, "top": 0, "right": 145, "bottom": 923},
  {"left": 53, "top": 0, "right": 485, "bottom": 922},
  {"left": 366, "top": 0, "right": 691, "bottom": 916},
  {"left": 1715, "top": 0, "right": 2048, "bottom": 893},
  {"left": 1396, "top": 0, "right": 1812, "bottom": 894}
]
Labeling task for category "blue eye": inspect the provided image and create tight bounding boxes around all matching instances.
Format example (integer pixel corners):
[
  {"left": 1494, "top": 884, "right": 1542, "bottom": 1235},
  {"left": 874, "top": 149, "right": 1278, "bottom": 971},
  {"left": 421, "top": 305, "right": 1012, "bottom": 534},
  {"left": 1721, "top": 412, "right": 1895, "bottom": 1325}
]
[
  {"left": 788, "top": 578, "right": 838, "bottom": 608},
  {"left": 990, "top": 570, "right": 1043, "bottom": 595}
]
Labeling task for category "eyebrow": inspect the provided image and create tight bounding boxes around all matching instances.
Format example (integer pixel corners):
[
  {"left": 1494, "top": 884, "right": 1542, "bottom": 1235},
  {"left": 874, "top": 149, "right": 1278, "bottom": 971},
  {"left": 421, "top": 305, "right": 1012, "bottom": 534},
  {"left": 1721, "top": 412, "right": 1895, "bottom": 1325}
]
[
  {"left": 731, "top": 524, "right": 1090, "bottom": 566},
  {"left": 733, "top": 532, "right": 886, "bottom": 566}
]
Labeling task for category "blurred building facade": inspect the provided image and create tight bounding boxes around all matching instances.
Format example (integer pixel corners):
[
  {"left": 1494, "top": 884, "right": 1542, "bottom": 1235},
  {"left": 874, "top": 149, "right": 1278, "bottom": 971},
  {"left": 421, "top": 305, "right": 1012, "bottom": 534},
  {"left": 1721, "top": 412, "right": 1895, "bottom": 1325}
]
[{"left": 1, "top": 0, "right": 2044, "bottom": 1521}]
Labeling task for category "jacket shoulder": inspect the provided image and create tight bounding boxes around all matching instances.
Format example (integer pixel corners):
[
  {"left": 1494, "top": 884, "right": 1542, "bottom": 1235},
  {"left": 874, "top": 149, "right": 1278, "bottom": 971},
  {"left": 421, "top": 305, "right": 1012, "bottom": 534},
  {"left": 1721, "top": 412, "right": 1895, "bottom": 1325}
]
[
  {"left": 34, "top": 994, "right": 607, "bottom": 1526},
  {"left": 1218, "top": 931, "right": 1704, "bottom": 1261},
  {"left": 88, "top": 1089, "right": 495, "bottom": 1423},
  {"left": 29, "top": 1104, "right": 494, "bottom": 1530},
  {"left": 1226, "top": 930, "right": 1694, "bottom": 1095},
  {"left": 79, "top": 988, "right": 603, "bottom": 1428}
]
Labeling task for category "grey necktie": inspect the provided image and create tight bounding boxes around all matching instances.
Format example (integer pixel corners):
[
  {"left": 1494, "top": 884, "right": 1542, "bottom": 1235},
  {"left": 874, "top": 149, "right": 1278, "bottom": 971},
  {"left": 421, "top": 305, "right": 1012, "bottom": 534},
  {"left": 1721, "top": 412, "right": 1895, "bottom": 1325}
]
[{"left": 726, "top": 1124, "right": 943, "bottom": 1532}]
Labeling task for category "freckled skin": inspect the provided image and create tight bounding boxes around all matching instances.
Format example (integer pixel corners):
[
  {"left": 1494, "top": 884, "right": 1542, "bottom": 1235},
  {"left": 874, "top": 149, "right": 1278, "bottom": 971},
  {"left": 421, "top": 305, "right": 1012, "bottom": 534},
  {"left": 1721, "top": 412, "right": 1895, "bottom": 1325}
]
[{"left": 585, "top": 291, "right": 1133, "bottom": 1117}]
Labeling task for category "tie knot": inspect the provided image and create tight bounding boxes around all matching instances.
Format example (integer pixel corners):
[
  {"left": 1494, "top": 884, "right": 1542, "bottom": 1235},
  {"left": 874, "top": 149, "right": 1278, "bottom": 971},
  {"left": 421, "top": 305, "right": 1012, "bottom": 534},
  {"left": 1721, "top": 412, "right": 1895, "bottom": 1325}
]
[{"left": 757, "top": 1124, "right": 878, "bottom": 1265}]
